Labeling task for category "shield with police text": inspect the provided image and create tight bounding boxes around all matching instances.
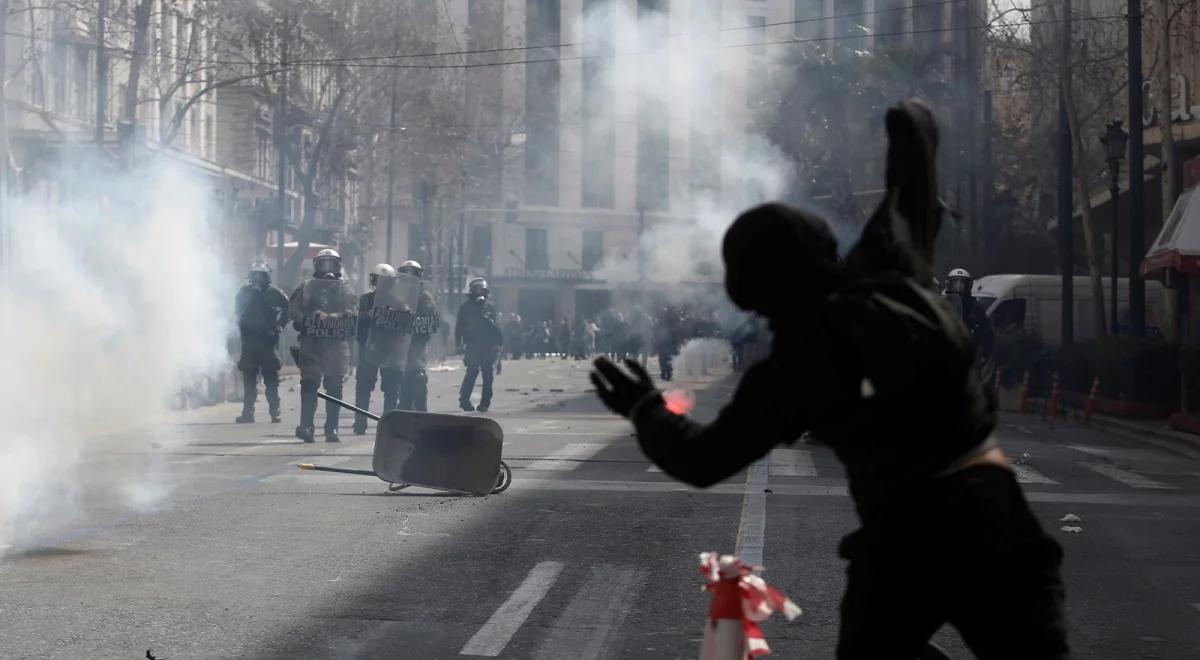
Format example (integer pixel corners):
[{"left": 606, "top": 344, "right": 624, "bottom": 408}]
[
  {"left": 373, "top": 410, "right": 504, "bottom": 496},
  {"left": 301, "top": 278, "right": 357, "bottom": 340},
  {"left": 364, "top": 272, "right": 422, "bottom": 370}
]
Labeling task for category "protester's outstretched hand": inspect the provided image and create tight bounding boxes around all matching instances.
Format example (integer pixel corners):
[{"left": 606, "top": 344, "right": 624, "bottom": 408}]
[{"left": 591, "top": 357, "right": 657, "bottom": 418}]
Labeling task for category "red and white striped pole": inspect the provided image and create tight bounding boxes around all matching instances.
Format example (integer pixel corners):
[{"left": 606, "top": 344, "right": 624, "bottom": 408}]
[
  {"left": 1018, "top": 370, "right": 1031, "bottom": 415},
  {"left": 699, "top": 553, "right": 801, "bottom": 660},
  {"left": 1046, "top": 370, "right": 1062, "bottom": 420}
]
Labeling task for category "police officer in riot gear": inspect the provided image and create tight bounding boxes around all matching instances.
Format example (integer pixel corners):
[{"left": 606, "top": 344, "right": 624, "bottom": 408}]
[
  {"left": 235, "top": 261, "right": 289, "bottom": 423},
  {"left": 397, "top": 260, "right": 438, "bottom": 411},
  {"left": 353, "top": 263, "right": 398, "bottom": 435},
  {"left": 944, "top": 267, "right": 995, "bottom": 381},
  {"left": 456, "top": 277, "right": 502, "bottom": 412},
  {"left": 289, "top": 249, "right": 358, "bottom": 443}
]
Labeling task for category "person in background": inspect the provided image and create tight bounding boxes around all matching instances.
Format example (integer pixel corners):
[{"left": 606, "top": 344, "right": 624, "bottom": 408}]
[
  {"left": 584, "top": 318, "right": 599, "bottom": 357},
  {"left": 557, "top": 317, "right": 573, "bottom": 360},
  {"left": 455, "top": 278, "right": 502, "bottom": 412},
  {"left": 234, "top": 260, "right": 289, "bottom": 424},
  {"left": 353, "top": 263, "right": 396, "bottom": 435},
  {"left": 396, "top": 260, "right": 437, "bottom": 412}
]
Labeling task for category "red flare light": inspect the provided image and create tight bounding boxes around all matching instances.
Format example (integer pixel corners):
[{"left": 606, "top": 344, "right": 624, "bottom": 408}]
[{"left": 663, "top": 388, "right": 695, "bottom": 416}]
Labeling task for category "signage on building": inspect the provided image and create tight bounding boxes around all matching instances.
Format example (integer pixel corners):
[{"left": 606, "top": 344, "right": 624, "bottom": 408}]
[{"left": 502, "top": 267, "right": 595, "bottom": 280}]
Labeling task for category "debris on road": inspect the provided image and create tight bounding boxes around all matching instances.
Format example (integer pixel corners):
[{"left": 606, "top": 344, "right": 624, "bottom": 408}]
[
  {"left": 1059, "top": 514, "right": 1082, "bottom": 523},
  {"left": 1060, "top": 526, "right": 1083, "bottom": 533}
]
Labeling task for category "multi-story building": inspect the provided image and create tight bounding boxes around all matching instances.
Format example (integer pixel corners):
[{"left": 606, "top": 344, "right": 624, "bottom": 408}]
[{"left": 368, "top": 0, "right": 987, "bottom": 323}]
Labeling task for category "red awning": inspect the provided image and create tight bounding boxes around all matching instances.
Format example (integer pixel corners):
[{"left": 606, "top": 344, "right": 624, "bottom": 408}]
[{"left": 1142, "top": 187, "right": 1200, "bottom": 276}]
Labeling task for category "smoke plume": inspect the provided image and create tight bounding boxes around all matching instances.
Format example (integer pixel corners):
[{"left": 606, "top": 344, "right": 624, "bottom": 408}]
[{"left": 0, "top": 160, "right": 232, "bottom": 553}]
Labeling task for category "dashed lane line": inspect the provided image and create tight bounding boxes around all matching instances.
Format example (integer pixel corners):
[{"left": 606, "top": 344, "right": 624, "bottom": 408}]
[
  {"left": 459, "top": 562, "right": 564, "bottom": 657},
  {"left": 524, "top": 443, "right": 606, "bottom": 471},
  {"left": 1081, "top": 462, "right": 1178, "bottom": 490},
  {"left": 769, "top": 448, "right": 816, "bottom": 477},
  {"left": 735, "top": 458, "right": 770, "bottom": 567},
  {"left": 532, "top": 566, "right": 643, "bottom": 660}
]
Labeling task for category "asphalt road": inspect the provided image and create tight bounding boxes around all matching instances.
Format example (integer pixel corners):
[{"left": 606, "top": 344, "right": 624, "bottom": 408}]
[{"left": 1, "top": 355, "right": 1198, "bottom": 659}]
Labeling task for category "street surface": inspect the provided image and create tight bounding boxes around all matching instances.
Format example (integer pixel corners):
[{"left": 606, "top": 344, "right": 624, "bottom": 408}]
[{"left": 2, "top": 356, "right": 1199, "bottom": 659}]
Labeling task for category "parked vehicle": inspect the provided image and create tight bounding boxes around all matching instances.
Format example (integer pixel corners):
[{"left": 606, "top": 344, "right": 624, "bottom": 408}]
[{"left": 973, "top": 274, "right": 1167, "bottom": 345}]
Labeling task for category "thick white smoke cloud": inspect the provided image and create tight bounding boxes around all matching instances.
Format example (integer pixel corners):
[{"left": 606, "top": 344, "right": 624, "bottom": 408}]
[
  {"left": 0, "top": 161, "right": 232, "bottom": 552},
  {"left": 580, "top": 0, "right": 797, "bottom": 288}
]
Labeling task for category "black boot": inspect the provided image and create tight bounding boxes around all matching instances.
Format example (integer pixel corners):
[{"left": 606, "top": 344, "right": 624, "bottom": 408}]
[
  {"left": 237, "top": 369, "right": 257, "bottom": 423},
  {"left": 324, "top": 385, "right": 344, "bottom": 441},
  {"left": 297, "top": 379, "right": 318, "bottom": 443},
  {"left": 353, "top": 385, "right": 372, "bottom": 435},
  {"left": 264, "top": 370, "right": 282, "bottom": 423}
]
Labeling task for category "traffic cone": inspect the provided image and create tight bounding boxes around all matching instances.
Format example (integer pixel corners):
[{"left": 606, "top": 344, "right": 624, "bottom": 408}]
[
  {"left": 699, "top": 553, "right": 801, "bottom": 660},
  {"left": 1018, "top": 370, "right": 1031, "bottom": 415},
  {"left": 1046, "top": 371, "right": 1061, "bottom": 420},
  {"left": 1081, "top": 376, "right": 1100, "bottom": 425}
]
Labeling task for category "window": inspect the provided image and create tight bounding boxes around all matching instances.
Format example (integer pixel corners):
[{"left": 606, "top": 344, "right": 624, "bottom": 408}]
[
  {"left": 409, "top": 223, "right": 429, "bottom": 264},
  {"left": 991, "top": 298, "right": 1027, "bottom": 332},
  {"left": 747, "top": 16, "right": 766, "bottom": 55},
  {"left": 792, "top": 0, "right": 822, "bottom": 41},
  {"left": 524, "top": 0, "right": 561, "bottom": 206},
  {"left": 469, "top": 225, "right": 493, "bottom": 269},
  {"left": 636, "top": 0, "right": 670, "bottom": 212},
  {"left": 73, "top": 46, "right": 91, "bottom": 121},
  {"left": 835, "top": 0, "right": 866, "bottom": 59},
  {"left": 582, "top": 230, "right": 603, "bottom": 272},
  {"left": 526, "top": 228, "right": 549, "bottom": 272},
  {"left": 746, "top": 16, "right": 767, "bottom": 106},
  {"left": 581, "top": 0, "right": 615, "bottom": 209},
  {"left": 875, "top": 0, "right": 905, "bottom": 48}
]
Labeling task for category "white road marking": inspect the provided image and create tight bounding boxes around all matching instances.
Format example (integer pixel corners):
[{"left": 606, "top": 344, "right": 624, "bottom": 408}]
[
  {"left": 524, "top": 443, "right": 605, "bottom": 471},
  {"left": 1067, "top": 444, "right": 1112, "bottom": 457},
  {"left": 1190, "top": 603, "right": 1200, "bottom": 614},
  {"left": 460, "top": 561, "right": 564, "bottom": 657},
  {"left": 1081, "top": 462, "right": 1177, "bottom": 489},
  {"left": 735, "top": 458, "right": 770, "bottom": 567},
  {"left": 769, "top": 448, "right": 816, "bottom": 477},
  {"left": 646, "top": 465, "right": 662, "bottom": 473},
  {"left": 532, "top": 566, "right": 643, "bottom": 660},
  {"left": 1013, "top": 465, "right": 1059, "bottom": 485}
]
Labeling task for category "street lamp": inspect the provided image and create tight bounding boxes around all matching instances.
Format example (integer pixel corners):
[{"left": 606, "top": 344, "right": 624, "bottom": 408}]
[{"left": 1100, "top": 119, "right": 1128, "bottom": 336}]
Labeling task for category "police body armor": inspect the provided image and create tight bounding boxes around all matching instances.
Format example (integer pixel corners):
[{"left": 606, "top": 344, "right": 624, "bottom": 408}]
[
  {"left": 301, "top": 278, "right": 358, "bottom": 340},
  {"left": 364, "top": 273, "right": 422, "bottom": 371}
]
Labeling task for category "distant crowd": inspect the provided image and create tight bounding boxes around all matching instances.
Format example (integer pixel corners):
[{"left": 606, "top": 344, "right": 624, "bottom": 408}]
[{"left": 495, "top": 305, "right": 768, "bottom": 377}]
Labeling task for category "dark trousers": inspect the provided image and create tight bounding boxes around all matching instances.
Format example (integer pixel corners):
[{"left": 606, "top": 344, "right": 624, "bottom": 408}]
[
  {"left": 354, "top": 353, "right": 401, "bottom": 430},
  {"left": 399, "top": 369, "right": 428, "bottom": 411},
  {"left": 836, "top": 465, "right": 1069, "bottom": 660},
  {"left": 241, "top": 367, "right": 280, "bottom": 416},
  {"left": 459, "top": 362, "right": 494, "bottom": 407},
  {"left": 656, "top": 346, "right": 675, "bottom": 381},
  {"left": 300, "top": 376, "right": 344, "bottom": 434}
]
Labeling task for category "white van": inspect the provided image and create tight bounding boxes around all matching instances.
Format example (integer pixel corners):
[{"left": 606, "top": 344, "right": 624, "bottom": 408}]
[{"left": 972, "top": 275, "right": 1168, "bottom": 346}]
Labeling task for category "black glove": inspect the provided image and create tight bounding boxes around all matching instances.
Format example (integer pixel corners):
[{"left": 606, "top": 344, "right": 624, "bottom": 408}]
[{"left": 590, "top": 357, "right": 658, "bottom": 418}]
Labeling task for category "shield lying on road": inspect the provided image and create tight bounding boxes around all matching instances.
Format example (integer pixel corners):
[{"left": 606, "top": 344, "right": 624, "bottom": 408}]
[{"left": 373, "top": 410, "right": 503, "bottom": 496}]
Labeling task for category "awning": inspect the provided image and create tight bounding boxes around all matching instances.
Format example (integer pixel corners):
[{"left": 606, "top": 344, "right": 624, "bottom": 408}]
[{"left": 1142, "top": 187, "right": 1200, "bottom": 275}]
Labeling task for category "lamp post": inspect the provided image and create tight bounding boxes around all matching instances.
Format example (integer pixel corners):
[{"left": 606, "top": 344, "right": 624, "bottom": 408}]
[{"left": 1100, "top": 119, "right": 1129, "bottom": 336}]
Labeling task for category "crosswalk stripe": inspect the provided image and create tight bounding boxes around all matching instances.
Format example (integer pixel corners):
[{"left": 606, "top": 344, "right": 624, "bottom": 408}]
[
  {"left": 769, "top": 448, "right": 816, "bottom": 477},
  {"left": 524, "top": 443, "right": 605, "bottom": 471},
  {"left": 1013, "top": 465, "right": 1059, "bottom": 485},
  {"left": 1082, "top": 462, "right": 1177, "bottom": 490},
  {"left": 532, "top": 566, "right": 643, "bottom": 660},
  {"left": 460, "top": 562, "right": 564, "bottom": 657},
  {"left": 735, "top": 458, "right": 770, "bottom": 567}
]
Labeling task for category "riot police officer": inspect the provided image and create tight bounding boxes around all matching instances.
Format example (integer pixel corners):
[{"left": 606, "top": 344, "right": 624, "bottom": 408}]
[
  {"left": 235, "top": 260, "right": 289, "bottom": 423},
  {"left": 353, "top": 263, "right": 397, "bottom": 435},
  {"left": 289, "top": 249, "right": 358, "bottom": 443},
  {"left": 397, "top": 260, "right": 438, "bottom": 411},
  {"left": 944, "top": 268, "right": 995, "bottom": 380},
  {"left": 455, "top": 277, "right": 502, "bottom": 412}
]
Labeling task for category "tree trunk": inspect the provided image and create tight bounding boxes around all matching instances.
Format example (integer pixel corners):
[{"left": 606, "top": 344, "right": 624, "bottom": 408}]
[
  {"left": 281, "top": 186, "right": 320, "bottom": 289},
  {"left": 1157, "top": 0, "right": 1178, "bottom": 220},
  {"left": 1063, "top": 70, "right": 1109, "bottom": 338},
  {"left": 123, "top": 0, "right": 152, "bottom": 122}
]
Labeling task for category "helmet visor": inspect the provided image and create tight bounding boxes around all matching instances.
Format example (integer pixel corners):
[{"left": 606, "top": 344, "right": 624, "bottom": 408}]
[{"left": 314, "top": 256, "right": 340, "bottom": 276}]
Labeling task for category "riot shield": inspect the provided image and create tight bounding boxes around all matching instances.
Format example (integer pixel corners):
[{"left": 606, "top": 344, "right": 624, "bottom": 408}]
[
  {"left": 301, "top": 278, "right": 357, "bottom": 340},
  {"left": 373, "top": 411, "right": 503, "bottom": 496},
  {"left": 364, "top": 273, "right": 422, "bottom": 370}
]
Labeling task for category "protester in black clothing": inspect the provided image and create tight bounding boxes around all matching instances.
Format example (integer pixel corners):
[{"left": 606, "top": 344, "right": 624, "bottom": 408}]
[
  {"left": 234, "top": 261, "right": 289, "bottom": 423},
  {"left": 652, "top": 308, "right": 679, "bottom": 381},
  {"left": 591, "top": 101, "right": 1068, "bottom": 660},
  {"left": 455, "top": 278, "right": 502, "bottom": 412},
  {"left": 557, "top": 318, "right": 573, "bottom": 360},
  {"left": 503, "top": 314, "right": 524, "bottom": 360}
]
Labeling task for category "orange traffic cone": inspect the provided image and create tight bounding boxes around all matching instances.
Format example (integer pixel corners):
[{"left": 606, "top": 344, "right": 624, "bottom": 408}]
[
  {"left": 1046, "top": 371, "right": 1061, "bottom": 420},
  {"left": 1018, "top": 370, "right": 1031, "bottom": 415},
  {"left": 699, "top": 553, "right": 801, "bottom": 660},
  {"left": 1081, "top": 376, "right": 1100, "bottom": 425}
]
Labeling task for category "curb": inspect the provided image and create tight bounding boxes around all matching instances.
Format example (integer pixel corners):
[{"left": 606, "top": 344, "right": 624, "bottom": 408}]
[{"left": 1085, "top": 414, "right": 1200, "bottom": 461}]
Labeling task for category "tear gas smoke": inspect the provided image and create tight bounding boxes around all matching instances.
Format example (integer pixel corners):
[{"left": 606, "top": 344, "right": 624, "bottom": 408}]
[
  {"left": 579, "top": 1, "right": 798, "bottom": 290},
  {"left": 0, "top": 160, "right": 232, "bottom": 553},
  {"left": 674, "top": 338, "right": 733, "bottom": 379}
]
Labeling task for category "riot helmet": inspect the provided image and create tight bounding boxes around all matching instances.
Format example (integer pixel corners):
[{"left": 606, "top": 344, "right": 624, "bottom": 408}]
[
  {"left": 248, "top": 260, "right": 271, "bottom": 288},
  {"left": 467, "top": 277, "right": 489, "bottom": 300},
  {"left": 369, "top": 263, "right": 396, "bottom": 289},
  {"left": 945, "top": 268, "right": 972, "bottom": 296},
  {"left": 398, "top": 260, "right": 423, "bottom": 279},
  {"left": 313, "top": 248, "right": 342, "bottom": 279}
]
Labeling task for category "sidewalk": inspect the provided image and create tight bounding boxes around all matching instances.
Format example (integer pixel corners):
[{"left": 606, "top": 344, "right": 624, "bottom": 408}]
[{"left": 1083, "top": 413, "right": 1200, "bottom": 460}]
